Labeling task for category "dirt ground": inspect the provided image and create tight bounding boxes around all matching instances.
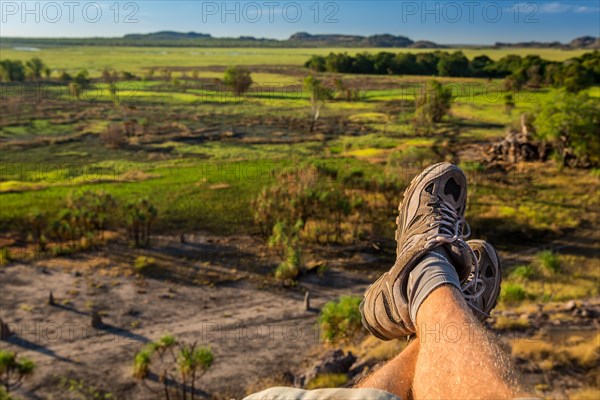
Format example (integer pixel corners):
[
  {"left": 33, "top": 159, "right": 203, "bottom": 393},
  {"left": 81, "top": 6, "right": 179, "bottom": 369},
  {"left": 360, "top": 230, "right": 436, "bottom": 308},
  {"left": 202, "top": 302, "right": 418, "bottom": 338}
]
[{"left": 0, "top": 234, "right": 372, "bottom": 399}]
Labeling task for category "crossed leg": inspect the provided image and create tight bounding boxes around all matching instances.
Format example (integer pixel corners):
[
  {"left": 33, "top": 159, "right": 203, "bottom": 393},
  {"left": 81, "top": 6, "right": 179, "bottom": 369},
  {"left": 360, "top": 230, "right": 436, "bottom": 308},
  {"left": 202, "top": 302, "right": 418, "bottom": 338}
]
[
  {"left": 357, "top": 338, "right": 419, "bottom": 400},
  {"left": 358, "top": 285, "right": 522, "bottom": 400}
]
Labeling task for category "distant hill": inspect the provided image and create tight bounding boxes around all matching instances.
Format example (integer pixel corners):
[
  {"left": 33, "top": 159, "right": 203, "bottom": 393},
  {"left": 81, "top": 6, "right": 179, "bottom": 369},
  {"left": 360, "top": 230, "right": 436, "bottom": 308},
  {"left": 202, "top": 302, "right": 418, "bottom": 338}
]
[
  {"left": 123, "top": 31, "right": 212, "bottom": 40},
  {"left": 1, "top": 31, "right": 437, "bottom": 48},
  {"left": 494, "top": 36, "right": 599, "bottom": 50},
  {"left": 1, "top": 32, "right": 597, "bottom": 49},
  {"left": 287, "top": 32, "right": 420, "bottom": 47},
  {"left": 568, "top": 36, "right": 600, "bottom": 50}
]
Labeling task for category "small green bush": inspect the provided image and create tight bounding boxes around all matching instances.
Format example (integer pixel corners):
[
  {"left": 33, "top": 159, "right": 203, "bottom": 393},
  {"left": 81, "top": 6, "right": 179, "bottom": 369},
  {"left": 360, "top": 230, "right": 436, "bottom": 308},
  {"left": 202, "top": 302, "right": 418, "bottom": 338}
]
[
  {"left": 269, "top": 221, "right": 303, "bottom": 282},
  {"left": 501, "top": 283, "right": 528, "bottom": 303},
  {"left": 536, "top": 250, "right": 561, "bottom": 274},
  {"left": 0, "top": 350, "right": 35, "bottom": 392},
  {"left": 318, "top": 296, "right": 362, "bottom": 342},
  {"left": 274, "top": 261, "right": 300, "bottom": 281},
  {"left": 134, "top": 256, "right": 156, "bottom": 272},
  {"left": 509, "top": 265, "right": 536, "bottom": 281}
]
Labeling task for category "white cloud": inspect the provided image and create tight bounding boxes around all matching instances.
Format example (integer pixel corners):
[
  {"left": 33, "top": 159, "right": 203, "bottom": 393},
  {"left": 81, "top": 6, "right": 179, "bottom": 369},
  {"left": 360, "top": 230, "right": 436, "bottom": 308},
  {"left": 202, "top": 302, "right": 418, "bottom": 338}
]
[{"left": 507, "top": 2, "right": 599, "bottom": 14}]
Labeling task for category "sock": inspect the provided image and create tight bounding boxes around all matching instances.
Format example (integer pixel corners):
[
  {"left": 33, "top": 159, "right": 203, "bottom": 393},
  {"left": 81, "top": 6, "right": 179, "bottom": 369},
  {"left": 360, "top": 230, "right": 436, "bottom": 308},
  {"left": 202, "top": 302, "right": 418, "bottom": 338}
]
[{"left": 407, "top": 247, "right": 461, "bottom": 323}]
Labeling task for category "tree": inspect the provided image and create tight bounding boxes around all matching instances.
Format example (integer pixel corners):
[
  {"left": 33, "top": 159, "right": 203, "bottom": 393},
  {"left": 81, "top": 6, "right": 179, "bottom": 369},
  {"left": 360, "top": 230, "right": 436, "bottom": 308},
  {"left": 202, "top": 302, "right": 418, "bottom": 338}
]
[
  {"left": 69, "top": 69, "right": 92, "bottom": 100},
  {"left": 126, "top": 198, "right": 158, "bottom": 247},
  {"left": 504, "top": 94, "right": 515, "bottom": 115},
  {"left": 304, "top": 76, "right": 333, "bottom": 132},
  {"left": 25, "top": 58, "right": 46, "bottom": 81},
  {"left": 470, "top": 55, "right": 494, "bottom": 77},
  {"left": 526, "top": 64, "right": 543, "bottom": 88},
  {"left": 0, "top": 60, "right": 25, "bottom": 82},
  {"left": 561, "top": 61, "right": 594, "bottom": 93},
  {"left": 437, "top": 51, "right": 469, "bottom": 77},
  {"left": 394, "top": 53, "right": 419, "bottom": 75},
  {"left": 415, "top": 52, "right": 441, "bottom": 75},
  {"left": 304, "top": 55, "right": 326, "bottom": 72},
  {"left": 102, "top": 67, "right": 115, "bottom": 84},
  {"left": 325, "top": 52, "right": 353, "bottom": 73},
  {"left": 74, "top": 69, "right": 91, "bottom": 89},
  {"left": 533, "top": 89, "right": 600, "bottom": 167},
  {"left": 0, "top": 350, "right": 35, "bottom": 393},
  {"left": 372, "top": 51, "right": 396, "bottom": 74},
  {"left": 223, "top": 66, "right": 253, "bottom": 96},
  {"left": 59, "top": 71, "right": 72, "bottom": 82},
  {"left": 413, "top": 80, "right": 453, "bottom": 134},
  {"left": 502, "top": 73, "right": 525, "bottom": 92}
]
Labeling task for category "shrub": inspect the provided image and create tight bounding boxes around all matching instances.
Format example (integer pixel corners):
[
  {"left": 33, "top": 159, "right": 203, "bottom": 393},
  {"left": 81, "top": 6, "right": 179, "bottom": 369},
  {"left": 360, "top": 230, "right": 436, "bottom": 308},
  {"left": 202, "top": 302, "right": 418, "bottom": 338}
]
[
  {"left": 509, "top": 265, "right": 535, "bottom": 281},
  {"left": 318, "top": 296, "right": 362, "bottom": 342},
  {"left": 305, "top": 373, "right": 348, "bottom": 389},
  {"left": 125, "top": 199, "right": 157, "bottom": 248},
  {"left": 134, "top": 256, "right": 156, "bottom": 273},
  {"left": 101, "top": 123, "right": 127, "bottom": 148},
  {"left": 501, "top": 283, "right": 528, "bottom": 303},
  {"left": 413, "top": 80, "right": 452, "bottom": 134},
  {"left": 25, "top": 58, "right": 46, "bottom": 81},
  {"left": 533, "top": 89, "right": 600, "bottom": 167},
  {"left": 0, "top": 60, "right": 25, "bottom": 82},
  {"left": 269, "top": 220, "right": 303, "bottom": 282},
  {"left": 536, "top": 250, "right": 561, "bottom": 274},
  {"left": 61, "top": 378, "right": 114, "bottom": 400},
  {"left": 223, "top": 66, "right": 253, "bottom": 96}
]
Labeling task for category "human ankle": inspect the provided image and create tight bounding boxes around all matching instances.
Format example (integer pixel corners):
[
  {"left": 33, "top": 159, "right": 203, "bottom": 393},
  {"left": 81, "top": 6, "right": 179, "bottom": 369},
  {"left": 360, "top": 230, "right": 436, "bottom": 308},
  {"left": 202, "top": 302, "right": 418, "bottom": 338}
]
[{"left": 407, "top": 250, "right": 461, "bottom": 323}]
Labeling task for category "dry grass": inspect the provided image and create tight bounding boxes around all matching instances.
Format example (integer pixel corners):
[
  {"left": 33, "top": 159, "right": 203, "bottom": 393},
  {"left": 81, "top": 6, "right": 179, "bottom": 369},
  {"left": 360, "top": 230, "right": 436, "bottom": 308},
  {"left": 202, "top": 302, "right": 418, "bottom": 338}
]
[
  {"left": 351, "top": 335, "right": 407, "bottom": 363},
  {"left": 569, "top": 387, "right": 600, "bottom": 400},
  {"left": 493, "top": 315, "right": 530, "bottom": 330},
  {"left": 305, "top": 373, "right": 348, "bottom": 389},
  {"left": 512, "top": 333, "right": 600, "bottom": 371}
]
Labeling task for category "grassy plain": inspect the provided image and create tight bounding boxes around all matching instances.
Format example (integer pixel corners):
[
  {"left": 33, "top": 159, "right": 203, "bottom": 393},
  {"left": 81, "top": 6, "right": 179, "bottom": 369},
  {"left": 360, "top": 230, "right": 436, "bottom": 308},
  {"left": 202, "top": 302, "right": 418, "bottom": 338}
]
[
  {"left": 0, "top": 45, "right": 599, "bottom": 398},
  {"left": 1, "top": 46, "right": 590, "bottom": 74}
]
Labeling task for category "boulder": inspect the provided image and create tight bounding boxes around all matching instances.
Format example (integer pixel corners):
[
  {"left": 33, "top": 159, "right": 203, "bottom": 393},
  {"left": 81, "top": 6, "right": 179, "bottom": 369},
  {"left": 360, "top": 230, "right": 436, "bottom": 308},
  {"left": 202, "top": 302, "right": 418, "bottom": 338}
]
[{"left": 564, "top": 300, "right": 577, "bottom": 312}]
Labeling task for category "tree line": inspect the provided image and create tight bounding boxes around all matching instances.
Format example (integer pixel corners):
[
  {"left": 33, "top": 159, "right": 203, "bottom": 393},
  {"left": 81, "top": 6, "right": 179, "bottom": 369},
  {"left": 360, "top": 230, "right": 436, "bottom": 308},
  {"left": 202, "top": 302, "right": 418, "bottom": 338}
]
[{"left": 305, "top": 51, "right": 600, "bottom": 92}]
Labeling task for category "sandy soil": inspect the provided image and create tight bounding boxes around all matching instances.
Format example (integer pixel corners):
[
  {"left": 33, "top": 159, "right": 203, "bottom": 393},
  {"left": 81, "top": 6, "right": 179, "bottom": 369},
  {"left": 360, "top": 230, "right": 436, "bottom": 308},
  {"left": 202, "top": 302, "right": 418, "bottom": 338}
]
[{"left": 0, "top": 234, "right": 373, "bottom": 399}]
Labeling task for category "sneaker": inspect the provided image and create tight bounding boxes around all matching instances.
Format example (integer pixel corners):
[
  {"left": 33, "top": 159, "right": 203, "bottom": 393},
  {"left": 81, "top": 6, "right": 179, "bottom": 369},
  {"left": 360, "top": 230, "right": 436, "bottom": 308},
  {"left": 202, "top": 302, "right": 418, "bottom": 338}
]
[
  {"left": 463, "top": 240, "right": 502, "bottom": 321},
  {"left": 361, "top": 162, "right": 474, "bottom": 340}
]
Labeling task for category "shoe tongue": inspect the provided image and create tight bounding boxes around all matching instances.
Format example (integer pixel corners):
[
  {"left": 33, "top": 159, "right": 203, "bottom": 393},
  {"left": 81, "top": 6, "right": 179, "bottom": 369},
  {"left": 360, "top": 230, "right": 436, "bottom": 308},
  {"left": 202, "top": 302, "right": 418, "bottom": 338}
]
[{"left": 442, "top": 243, "right": 472, "bottom": 283}]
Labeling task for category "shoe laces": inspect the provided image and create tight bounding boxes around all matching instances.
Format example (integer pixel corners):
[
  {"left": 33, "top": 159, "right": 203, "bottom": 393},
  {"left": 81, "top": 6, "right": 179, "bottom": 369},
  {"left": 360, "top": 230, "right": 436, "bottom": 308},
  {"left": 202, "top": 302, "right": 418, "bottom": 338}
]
[
  {"left": 463, "top": 249, "right": 486, "bottom": 301},
  {"left": 425, "top": 201, "right": 485, "bottom": 300}
]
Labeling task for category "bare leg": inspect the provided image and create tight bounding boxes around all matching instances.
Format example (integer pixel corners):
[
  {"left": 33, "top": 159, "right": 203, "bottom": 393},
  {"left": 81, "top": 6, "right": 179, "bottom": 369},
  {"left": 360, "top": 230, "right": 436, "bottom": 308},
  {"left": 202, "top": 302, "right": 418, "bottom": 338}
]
[
  {"left": 412, "top": 285, "right": 521, "bottom": 399},
  {"left": 356, "top": 338, "right": 419, "bottom": 400}
]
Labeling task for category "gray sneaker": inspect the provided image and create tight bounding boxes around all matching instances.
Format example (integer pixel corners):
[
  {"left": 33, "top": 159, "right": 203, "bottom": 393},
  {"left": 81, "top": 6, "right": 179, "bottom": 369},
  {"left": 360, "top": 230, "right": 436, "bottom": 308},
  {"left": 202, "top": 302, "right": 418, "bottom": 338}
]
[
  {"left": 464, "top": 240, "right": 502, "bottom": 321},
  {"left": 360, "top": 162, "right": 474, "bottom": 340}
]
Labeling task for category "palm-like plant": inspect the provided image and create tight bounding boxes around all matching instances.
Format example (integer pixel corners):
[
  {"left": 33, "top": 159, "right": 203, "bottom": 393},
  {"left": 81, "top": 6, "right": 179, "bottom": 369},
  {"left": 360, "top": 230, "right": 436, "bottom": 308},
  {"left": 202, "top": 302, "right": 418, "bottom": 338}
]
[
  {"left": 178, "top": 344, "right": 213, "bottom": 400},
  {"left": 133, "top": 335, "right": 213, "bottom": 400},
  {"left": 0, "top": 350, "right": 35, "bottom": 393},
  {"left": 25, "top": 58, "right": 45, "bottom": 81}
]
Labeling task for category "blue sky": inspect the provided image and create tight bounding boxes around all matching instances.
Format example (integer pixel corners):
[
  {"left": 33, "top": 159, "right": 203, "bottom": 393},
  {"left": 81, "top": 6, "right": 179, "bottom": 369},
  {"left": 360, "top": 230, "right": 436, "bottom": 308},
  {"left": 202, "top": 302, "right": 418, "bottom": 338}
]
[{"left": 1, "top": 1, "right": 599, "bottom": 44}]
